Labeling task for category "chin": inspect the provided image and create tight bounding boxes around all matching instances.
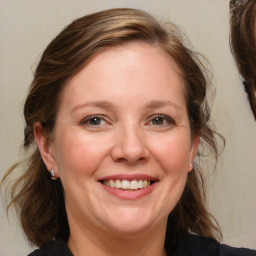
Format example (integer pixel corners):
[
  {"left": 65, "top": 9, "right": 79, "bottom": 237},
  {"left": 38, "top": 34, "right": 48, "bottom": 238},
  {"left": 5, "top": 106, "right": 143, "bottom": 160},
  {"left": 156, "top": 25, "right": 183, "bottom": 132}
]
[{"left": 101, "top": 208, "right": 163, "bottom": 236}]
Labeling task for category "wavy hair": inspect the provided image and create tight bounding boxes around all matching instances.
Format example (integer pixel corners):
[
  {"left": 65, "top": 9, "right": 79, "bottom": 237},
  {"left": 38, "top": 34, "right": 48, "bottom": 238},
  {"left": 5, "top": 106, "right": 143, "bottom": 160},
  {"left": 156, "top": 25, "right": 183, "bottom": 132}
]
[
  {"left": 1, "top": 8, "right": 223, "bottom": 249},
  {"left": 230, "top": 0, "right": 256, "bottom": 120}
]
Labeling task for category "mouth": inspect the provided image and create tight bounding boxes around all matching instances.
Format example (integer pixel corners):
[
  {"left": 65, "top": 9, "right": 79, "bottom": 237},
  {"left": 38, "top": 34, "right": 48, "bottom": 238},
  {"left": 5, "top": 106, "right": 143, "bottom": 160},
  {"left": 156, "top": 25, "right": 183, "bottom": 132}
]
[
  {"left": 100, "top": 179, "right": 156, "bottom": 190},
  {"left": 98, "top": 175, "right": 158, "bottom": 200}
]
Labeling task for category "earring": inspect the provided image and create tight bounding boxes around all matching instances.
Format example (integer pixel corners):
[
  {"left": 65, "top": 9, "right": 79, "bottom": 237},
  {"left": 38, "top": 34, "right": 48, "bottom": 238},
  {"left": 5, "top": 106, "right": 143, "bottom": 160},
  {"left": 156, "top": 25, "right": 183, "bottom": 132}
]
[{"left": 50, "top": 169, "right": 57, "bottom": 180}]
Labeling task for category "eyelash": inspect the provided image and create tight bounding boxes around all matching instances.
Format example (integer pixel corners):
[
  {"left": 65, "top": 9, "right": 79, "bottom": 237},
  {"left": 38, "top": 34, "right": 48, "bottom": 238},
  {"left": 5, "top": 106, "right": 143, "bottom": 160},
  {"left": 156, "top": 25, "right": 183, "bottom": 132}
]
[
  {"left": 147, "top": 114, "right": 175, "bottom": 126},
  {"left": 80, "top": 115, "right": 109, "bottom": 127},
  {"left": 80, "top": 114, "right": 175, "bottom": 128}
]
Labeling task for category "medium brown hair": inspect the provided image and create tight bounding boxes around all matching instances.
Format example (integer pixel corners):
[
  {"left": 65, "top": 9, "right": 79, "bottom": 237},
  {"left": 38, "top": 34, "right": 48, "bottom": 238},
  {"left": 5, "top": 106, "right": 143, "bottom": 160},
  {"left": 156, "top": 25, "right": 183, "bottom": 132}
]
[
  {"left": 230, "top": 0, "right": 256, "bottom": 120},
  {"left": 1, "top": 8, "right": 223, "bottom": 249}
]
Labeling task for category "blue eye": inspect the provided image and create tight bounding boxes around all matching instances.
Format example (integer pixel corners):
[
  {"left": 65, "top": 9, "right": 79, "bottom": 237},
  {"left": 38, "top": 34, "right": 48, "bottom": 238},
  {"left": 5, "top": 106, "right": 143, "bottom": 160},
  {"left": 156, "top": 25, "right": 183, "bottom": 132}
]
[
  {"left": 89, "top": 117, "right": 102, "bottom": 125},
  {"left": 152, "top": 116, "right": 164, "bottom": 125},
  {"left": 148, "top": 115, "right": 175, "bottom": 126},
  {"left": 81, "top": 115, "right": 107, "bottom": 126}
]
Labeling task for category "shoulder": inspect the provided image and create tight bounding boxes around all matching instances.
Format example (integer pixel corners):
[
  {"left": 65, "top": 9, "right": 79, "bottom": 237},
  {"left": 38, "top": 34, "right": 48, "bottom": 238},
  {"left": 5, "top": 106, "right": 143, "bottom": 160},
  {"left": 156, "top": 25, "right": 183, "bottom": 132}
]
[
  {"left": 28, "top": 239, "right": 73, "bottom": 256},
  {"left": 175, "top": 232, "right": 256, "bottom": 256},
  {"left": 219, "top": 243, "right": 256, "bottom": 256}
]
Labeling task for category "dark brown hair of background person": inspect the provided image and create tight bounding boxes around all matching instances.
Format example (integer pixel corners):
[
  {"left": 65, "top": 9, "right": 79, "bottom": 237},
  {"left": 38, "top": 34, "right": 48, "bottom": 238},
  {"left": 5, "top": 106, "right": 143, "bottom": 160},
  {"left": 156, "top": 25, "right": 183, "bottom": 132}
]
[
  {"left": 230, "top": 0, "right": 256, "bottom": 120},
  {"left": 1, "top": 8, "right": 224, "bottom": 249}
]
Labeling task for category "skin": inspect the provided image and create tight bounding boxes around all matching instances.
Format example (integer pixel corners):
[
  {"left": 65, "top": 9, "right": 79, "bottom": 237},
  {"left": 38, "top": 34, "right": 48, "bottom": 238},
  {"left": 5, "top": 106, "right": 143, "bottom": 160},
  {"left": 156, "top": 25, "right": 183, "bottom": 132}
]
[{"left": 34, "top": 42, "right": 199, "bottom": 256}]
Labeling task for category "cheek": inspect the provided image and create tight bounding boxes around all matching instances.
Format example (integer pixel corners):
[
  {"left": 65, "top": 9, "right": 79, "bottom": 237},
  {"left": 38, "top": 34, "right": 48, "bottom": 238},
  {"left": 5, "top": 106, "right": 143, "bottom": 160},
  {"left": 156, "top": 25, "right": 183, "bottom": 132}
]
[
  {"left": 148, "top": 132, "right": 192, "bottom": 174},
  {"left": 53, "top": 129, "right": 111, "bottom": 178}
]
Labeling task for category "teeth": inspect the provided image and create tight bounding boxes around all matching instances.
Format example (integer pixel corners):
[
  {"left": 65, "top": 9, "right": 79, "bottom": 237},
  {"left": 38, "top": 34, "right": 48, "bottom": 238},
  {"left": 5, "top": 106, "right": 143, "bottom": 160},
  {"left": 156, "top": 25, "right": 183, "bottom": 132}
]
[
  {"left": 103, "top": 179, "right": 152, "bottom": 190},
  {"left": 138, "top": 180, "right": 144, "bottom": 189},
  {"left": 130, "top": 180, "right": 138, "bottom": 190},
  {"left": 115, "top": 179, "right": 122, "bottom": 189},
  {"left": 122, "top": 180, "right": 130, "bottom": 189},
  {"left": 109, "top": 180, "right": 115, "bottom": 188}
]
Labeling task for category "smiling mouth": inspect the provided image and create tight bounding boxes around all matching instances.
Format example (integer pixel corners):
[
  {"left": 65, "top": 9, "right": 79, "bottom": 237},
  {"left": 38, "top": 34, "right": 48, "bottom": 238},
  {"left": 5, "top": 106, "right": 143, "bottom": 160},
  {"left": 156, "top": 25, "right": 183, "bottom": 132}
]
[{"left": 100, "top": 179, "right": 155, "bottom": 190}]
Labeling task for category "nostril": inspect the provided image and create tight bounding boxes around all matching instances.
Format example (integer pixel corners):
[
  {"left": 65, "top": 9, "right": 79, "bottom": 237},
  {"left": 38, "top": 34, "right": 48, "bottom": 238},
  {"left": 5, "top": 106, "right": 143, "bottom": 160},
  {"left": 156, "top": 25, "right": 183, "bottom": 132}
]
[{"left": 115, "top": 157, "right": 128, "bottom": 163}]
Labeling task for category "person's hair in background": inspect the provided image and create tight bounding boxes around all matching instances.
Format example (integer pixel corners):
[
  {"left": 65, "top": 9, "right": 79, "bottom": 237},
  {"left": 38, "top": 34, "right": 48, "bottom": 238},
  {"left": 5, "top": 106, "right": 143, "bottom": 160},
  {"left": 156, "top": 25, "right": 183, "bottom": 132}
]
[
  {"left": 230, "top": 0, "right": 256, "bottom": 120},
  {"left": 1, "top": 8, "right": 223, "bottom": 251}
]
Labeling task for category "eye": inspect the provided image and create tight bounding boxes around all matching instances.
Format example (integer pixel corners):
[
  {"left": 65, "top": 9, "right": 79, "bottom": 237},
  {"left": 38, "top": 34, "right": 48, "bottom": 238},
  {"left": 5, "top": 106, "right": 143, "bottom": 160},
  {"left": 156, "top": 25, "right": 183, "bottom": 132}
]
[
  {"left": 80, "top": 115, "right": 109, "bottom": 127},
  {"left": 147, "top": 114, "right": 175, "bottom": 127}
]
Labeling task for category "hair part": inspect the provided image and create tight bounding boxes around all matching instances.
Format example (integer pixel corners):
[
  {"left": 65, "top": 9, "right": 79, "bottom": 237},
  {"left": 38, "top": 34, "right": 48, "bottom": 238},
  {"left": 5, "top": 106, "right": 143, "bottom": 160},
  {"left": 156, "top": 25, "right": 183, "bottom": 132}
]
[{"left": 1, "top": 8, "right": 223, "bottom": 248}]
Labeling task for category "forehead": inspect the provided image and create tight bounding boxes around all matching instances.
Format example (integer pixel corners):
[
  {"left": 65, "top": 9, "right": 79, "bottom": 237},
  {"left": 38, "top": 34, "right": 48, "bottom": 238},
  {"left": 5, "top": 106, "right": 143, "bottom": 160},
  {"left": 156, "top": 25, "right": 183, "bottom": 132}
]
[
  {"left": 60, "top": 42, "right": 186, "bottom": 108},
  {"left": 95, "top": 42, "right": 181, "bottom": 71},
  {"left": 68, "top": 42, "right": 184, "bottom": 88}
]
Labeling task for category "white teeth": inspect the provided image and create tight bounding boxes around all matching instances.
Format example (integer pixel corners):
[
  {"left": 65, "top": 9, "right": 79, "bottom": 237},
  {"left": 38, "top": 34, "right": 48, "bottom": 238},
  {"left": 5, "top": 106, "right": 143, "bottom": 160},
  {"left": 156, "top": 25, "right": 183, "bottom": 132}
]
[
  {"left": 130, "top": 180, "right": 138, "bottom": 190},
  {"left": 138, "top": 180, "right": 144, "bottom": 189},
  {"left": 122, "top": 180, "right": 130, "bottom": 189},
  {"left": 115, "top": 179, "right": 122, "bottom": 189},
  {"left": 103, "top": 179, "right": 152, "bottom": 190},
  {"left": 109, "top": 180, "right": 115, "bottom": 188}
]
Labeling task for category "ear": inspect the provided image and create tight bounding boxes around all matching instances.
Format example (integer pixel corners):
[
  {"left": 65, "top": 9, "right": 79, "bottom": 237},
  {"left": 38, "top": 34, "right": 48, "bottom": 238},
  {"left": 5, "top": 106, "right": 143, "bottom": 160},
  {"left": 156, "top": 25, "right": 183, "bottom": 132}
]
[
  {"left": 188, "top": 135, "right": 200, "bottom": 172},
  {"left": 33, "top": 122, "right": 57, "bottom": 177}
]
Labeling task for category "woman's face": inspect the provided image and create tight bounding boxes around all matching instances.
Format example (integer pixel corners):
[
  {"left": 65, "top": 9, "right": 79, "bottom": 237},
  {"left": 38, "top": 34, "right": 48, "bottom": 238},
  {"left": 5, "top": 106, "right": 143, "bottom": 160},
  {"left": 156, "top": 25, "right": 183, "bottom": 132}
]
[{"left": 48, "top": 43, "right": 199, "bottom": 237}]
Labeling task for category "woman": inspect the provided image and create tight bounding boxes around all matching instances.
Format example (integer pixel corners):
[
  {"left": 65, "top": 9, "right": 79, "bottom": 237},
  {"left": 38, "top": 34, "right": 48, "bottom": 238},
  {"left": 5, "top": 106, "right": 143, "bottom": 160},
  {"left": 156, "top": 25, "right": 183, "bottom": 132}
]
[
  {"left": 1, "top": 8, "right": 255, "bottom": 256},
  {"left": 230, "top": 0, "right": 256, "bottom": 120}
]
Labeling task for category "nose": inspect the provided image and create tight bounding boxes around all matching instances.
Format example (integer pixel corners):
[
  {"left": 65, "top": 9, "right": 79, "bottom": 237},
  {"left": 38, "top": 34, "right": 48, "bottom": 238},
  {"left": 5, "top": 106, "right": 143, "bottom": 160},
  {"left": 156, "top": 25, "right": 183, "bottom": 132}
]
[{"left": 111, "top": 124, "right": 149, "bottom": 165}]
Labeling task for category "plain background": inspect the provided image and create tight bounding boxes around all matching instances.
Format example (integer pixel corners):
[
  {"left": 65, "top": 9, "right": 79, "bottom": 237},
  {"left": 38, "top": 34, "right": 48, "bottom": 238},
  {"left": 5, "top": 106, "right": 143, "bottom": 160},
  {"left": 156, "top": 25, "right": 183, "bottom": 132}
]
[{"left": 1, "top": 0, "right": 256, "bottom": 255}]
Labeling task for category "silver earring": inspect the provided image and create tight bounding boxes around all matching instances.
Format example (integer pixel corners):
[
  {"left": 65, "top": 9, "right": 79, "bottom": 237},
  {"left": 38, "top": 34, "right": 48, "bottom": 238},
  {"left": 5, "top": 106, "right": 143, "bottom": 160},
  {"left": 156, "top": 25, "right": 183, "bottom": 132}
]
[{"left": 50, "top": 169, "right": 57, "bottom": 180}]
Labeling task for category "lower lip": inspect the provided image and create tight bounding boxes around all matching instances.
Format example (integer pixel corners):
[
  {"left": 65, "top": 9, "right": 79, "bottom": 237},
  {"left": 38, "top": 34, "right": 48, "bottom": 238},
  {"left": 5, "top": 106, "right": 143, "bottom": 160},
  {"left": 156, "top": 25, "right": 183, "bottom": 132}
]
[{"left": 100, "top": 182, "right": 157, "bottom": 200}]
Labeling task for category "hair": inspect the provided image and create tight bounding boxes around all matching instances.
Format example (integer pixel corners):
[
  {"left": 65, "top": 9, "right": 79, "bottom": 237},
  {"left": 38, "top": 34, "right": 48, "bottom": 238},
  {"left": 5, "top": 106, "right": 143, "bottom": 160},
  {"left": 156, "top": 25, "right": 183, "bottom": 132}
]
[
  {"left": 1, "top": 8, "right": 223, "bottom": 249},
  {"left": 230, "top": 0, "right": 256, "bottom": 120}
]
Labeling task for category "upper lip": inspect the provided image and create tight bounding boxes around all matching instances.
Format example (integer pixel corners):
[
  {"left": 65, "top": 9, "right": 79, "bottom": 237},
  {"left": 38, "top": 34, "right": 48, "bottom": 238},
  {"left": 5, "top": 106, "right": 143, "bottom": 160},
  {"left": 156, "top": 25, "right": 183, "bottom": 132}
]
[{"left": 98, "top": 174, "right": 158, "bottom": 181}]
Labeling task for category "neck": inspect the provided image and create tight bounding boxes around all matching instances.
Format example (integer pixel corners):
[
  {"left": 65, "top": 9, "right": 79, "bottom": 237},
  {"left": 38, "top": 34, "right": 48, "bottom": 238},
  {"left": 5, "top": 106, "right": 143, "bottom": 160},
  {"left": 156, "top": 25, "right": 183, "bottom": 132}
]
[{"left": 67, "top": 219, "right": 168, "bottom": 256}]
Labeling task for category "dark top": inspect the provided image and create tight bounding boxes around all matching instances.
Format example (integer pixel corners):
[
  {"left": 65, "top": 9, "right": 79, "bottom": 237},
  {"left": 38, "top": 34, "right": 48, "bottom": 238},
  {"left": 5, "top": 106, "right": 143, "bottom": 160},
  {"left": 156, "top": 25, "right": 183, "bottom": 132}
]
[{"left": 28, "top": 232, "right": 256, "bottom": 256}]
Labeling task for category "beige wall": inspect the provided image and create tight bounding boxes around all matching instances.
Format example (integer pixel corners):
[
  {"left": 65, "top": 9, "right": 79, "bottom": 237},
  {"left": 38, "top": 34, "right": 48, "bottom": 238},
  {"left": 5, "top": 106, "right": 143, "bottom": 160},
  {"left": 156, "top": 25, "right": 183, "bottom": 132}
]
[{"left": 1, "top": 0, "right": 256, "bottom": 255}]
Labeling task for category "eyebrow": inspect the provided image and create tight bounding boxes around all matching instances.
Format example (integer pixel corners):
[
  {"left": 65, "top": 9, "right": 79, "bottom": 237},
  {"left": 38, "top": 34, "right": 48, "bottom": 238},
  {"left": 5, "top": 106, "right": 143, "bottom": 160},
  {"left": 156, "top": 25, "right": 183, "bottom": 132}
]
[
  {"left": 145, "top": 100, "right": 183, "bottom": 112},
  {"left": 71, "top": 100, "right": 183, "bottom": 114},
  {"left": 71, "top": 101, "right": 114, "bottom": 113}
]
